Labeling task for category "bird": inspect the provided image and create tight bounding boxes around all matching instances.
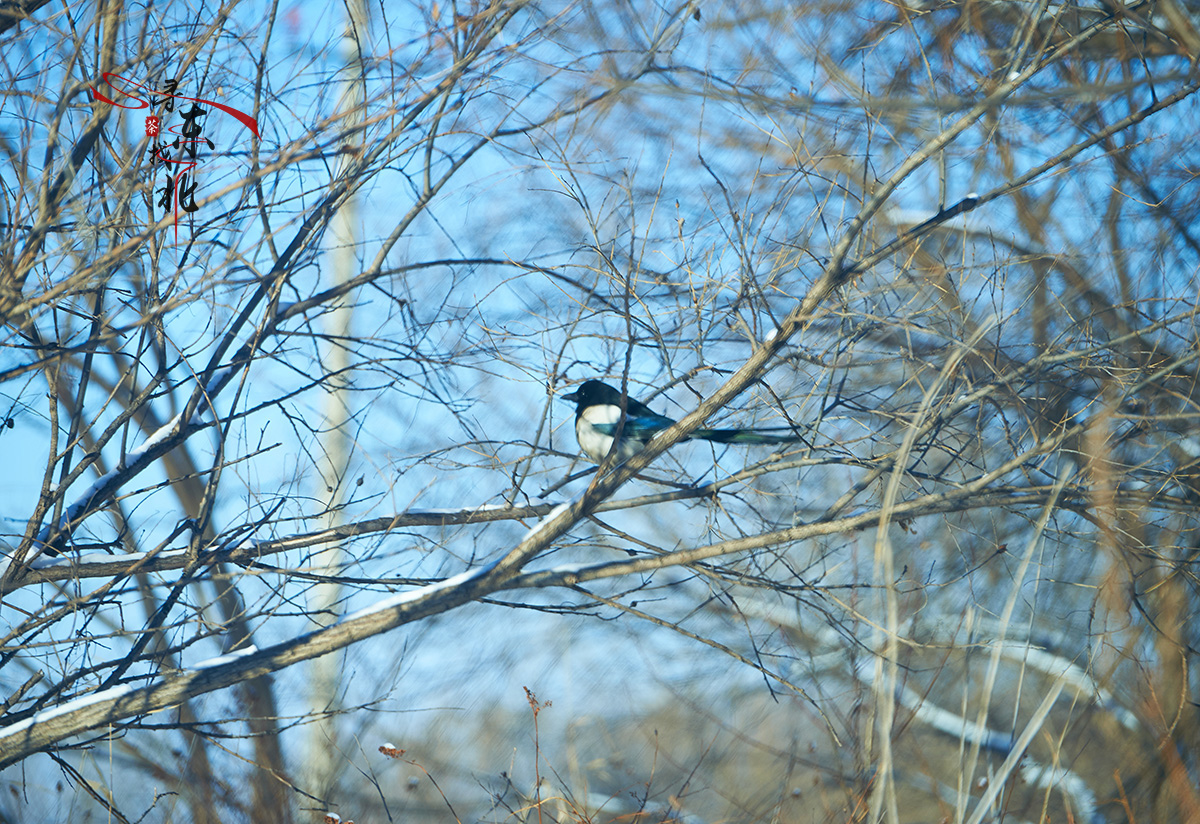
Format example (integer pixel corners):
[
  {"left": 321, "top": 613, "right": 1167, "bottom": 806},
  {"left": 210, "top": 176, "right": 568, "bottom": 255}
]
[{"left": 560, "top": 379, "right": 806, "bottom": 462}]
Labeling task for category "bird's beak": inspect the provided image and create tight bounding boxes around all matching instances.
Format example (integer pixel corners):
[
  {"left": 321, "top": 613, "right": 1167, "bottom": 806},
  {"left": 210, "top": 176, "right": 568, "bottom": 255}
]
[{"left": 561, "top": 389, "right": 579, "bottom": 403}]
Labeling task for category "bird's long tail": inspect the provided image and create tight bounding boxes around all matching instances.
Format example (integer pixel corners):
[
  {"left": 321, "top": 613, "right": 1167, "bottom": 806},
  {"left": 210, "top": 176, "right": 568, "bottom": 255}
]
[{"left": 692, "top": 427, "right": 807, "bottom": 446}]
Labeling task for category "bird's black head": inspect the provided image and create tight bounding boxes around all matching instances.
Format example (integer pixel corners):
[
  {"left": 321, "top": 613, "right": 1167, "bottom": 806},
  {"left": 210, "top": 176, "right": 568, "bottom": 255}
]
[{"left": 561, "top": 380, "right": 623, "bottom": 409}]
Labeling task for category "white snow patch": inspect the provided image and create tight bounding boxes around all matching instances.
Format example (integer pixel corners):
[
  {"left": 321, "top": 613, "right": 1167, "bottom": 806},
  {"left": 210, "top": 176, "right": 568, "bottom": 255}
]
[
  {"left": 522, "top": 502, "right": 571, "bottom": 544},
  {"left": 341, "top": 561, "right": 498, "bottom": 623},
  {"left": 1023, "top": 763, "right": 1097, "bottom": 822},
  {"left": 34, "top": 411, "right": 186, "bottom": 552},
  {"left": 26, "top": 545, "right": 192, "bottom": 570},
  {"left": 0, "top": 683, "right": 135, "bottom": 740},
  {"left": 192, "top": 645, "right": 260, "bottom": 670},
  {"left": 408, "top": 503, "right": 525, "bottom": 515},
  {"left": 541, "top": 562, "right": 588, "bottom": 575},
  {"left": 204, "top": 366, "right": 235, "bottom": 396}
]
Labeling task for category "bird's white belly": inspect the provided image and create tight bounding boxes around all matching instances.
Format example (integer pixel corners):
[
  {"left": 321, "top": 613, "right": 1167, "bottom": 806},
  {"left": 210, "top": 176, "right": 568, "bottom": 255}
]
[{"left": 576, "top": 405, "right": 644, "bottom": 462}]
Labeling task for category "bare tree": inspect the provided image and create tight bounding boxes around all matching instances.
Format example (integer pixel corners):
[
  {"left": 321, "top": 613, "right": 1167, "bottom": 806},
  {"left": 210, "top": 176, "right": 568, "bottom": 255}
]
[{"left": 2, "top": 1, "right": 1199, "bottom": 822}]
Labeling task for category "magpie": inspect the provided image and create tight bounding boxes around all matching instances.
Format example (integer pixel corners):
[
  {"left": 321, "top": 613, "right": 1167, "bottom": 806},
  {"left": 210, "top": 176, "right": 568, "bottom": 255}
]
[{"left": 561, "top": 379, "right": 806, "bottom": 462}]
